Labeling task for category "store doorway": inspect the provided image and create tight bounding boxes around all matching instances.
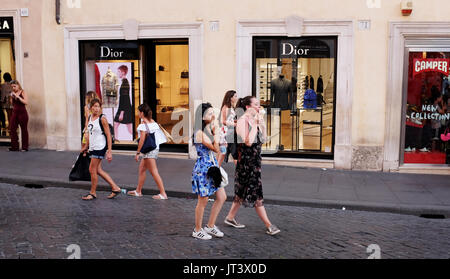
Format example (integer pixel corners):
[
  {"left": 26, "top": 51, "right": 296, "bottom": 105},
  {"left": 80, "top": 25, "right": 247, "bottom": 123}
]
[
  {"left": 0, "top": 37, "right": 15, "bottom": 143},
  {"left": 142, "top": 39, "right": 189, "bottom": 152}
]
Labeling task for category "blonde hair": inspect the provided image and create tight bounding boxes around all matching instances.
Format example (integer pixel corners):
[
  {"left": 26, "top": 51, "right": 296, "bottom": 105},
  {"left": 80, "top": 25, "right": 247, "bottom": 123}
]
[
  {"left": 9, "top": 80, "right": 23, "bottom": 90},
  {"left": 85, "top": 91, "right": 97, "bottom": 108}
]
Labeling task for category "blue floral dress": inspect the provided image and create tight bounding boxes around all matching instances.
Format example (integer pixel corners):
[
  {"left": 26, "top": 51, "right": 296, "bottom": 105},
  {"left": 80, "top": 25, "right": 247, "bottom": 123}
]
[{"left": 192, "top": 143, "right": 219, "bottom": 197}]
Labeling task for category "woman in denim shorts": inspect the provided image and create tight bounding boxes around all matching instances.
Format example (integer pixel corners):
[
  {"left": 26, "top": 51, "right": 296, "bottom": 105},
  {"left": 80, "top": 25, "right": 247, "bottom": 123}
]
[
  {"left": 80, "top": 99, "right": 122, "bottom": 200},
  {"left": 128, "top": 103, "right": 168, "bottom": 200}
]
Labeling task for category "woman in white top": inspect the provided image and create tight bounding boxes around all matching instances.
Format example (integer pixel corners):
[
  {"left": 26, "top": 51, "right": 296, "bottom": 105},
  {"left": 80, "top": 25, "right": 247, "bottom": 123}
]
[
  {"left": 128, "top": 103, "right": 168, "bottom": 199},
  {"left": 80, "top": 99, "right": 122, "bottom": 200}
]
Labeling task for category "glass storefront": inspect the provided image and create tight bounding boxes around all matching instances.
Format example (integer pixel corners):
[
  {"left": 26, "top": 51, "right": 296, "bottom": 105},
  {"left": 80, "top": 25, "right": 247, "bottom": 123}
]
[
  {"left": 253, "top": 37, "right": 337, "bottom": 158},
  {"left": 79, "top": 39, "right": 190, "bottom": 151},
  {"left": 0, "top": 17, "right": 15, "bottom": 143},
  {"left": 403, "top": 50, "right": 450, "bottom": 165}
]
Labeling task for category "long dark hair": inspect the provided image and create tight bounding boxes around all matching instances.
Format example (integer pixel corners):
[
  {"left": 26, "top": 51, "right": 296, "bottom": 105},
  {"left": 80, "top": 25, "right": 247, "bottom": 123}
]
[
  {"left": 235, "top": 96, "right": 255, "bottom": 118},
  {"left": 221, "top": 90, "right": 237, "bottom": 110},
  {"left": 193, "top": 102, "right": 213, "bottom": 144},
  {"left": 138, "top": 103, "right": 153, "bottom": 120}
]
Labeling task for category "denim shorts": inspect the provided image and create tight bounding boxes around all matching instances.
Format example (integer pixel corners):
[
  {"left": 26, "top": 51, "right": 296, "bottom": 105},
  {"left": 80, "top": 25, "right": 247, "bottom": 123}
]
[
  {"left": 142, "top": 148, "right": 159, "bottom": 159},
  {"left": 90, "top": 147, "right": 107, "bottom": 159}
]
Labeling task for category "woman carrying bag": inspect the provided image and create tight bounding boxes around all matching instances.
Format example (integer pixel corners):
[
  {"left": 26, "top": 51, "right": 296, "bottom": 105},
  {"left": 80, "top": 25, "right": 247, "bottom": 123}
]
[
  {"left": 128, "top": 103, "right": 168, "bottom": 200},
  {"left": 191, "top": 103, "right": 227, "bottom": 240}
]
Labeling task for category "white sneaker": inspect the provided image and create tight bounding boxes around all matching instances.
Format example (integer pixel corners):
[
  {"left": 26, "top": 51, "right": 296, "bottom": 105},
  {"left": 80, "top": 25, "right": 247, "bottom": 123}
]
[
  {"left": 192, "top": 228, "right": 212, "bottom": 240},
  {"left": 411, "top": 147, "right": 416, "bottom": 152},
  {"left": 204, "top": 225, "right": 224, "bottom": 238},
  {"left": 405, "top": 147, "right": 412, "bottom": 152},
  {"left": 419, "top": 147, "right": 430, "bottom": 152}
]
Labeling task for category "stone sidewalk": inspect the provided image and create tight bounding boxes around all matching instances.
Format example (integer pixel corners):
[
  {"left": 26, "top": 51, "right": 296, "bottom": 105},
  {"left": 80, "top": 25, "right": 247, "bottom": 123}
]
[{"left": 0, "top": 147, "right": 449, "bottom": 217}]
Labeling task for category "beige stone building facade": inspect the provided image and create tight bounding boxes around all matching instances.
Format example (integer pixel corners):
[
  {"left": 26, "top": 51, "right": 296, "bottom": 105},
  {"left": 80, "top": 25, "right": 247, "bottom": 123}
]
[{"left": 1, "top": 0, "right": 449, "bottom": 174}]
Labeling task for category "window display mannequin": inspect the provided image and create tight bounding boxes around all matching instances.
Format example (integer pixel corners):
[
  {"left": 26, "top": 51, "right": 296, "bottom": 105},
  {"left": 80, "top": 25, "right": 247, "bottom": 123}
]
[
  {"left": 270, "top": 74, "right": 292, "bottom": 110},
  {"left": 317, "top": 75, "right": 324, "bottom": 94},
  {"left": 114, "top": 65, "right": 133, "bottom": 137},
  {"left": 309, "top": 75, "right": 315, "bottom": 91},
  {"left": 101, "top": 67, "right": 119, "bottom": 108}
]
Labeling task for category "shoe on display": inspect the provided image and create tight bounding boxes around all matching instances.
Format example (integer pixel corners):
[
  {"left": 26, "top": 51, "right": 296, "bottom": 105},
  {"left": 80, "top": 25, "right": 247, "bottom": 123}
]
[
  {"left": 419, "top": 147, "right": 430, "bottom": 152},
  {"left": 405, "top": 147, "right": 412, "bottom": 152},
  {"left": 204, "top": 225, "right": 224, "bottom": 238},
  {"left": 192, "top": 228, "right": 212, "bottom": 240},
  {"left": 411, "top": 148, "right": 416, "bottom": 152}
]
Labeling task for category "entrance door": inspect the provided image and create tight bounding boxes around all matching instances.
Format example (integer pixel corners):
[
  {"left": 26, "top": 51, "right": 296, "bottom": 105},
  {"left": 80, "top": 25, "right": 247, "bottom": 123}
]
[{"left": 143, "top": 39, "right": 189, "bottom": 152}]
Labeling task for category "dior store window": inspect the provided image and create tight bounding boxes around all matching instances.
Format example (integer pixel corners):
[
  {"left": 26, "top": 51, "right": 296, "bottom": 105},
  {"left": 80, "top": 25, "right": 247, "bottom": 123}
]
[
  {"left": 0, "top": 17, "right": 15, "bottom": 142},
  {"left": 79, "top": 39, "right": 190, "bottom": 151},
  {"left": 79, "top": 40, "right": 141, "bottom": 147},
  {"left": 403, "top": 50, "right": 450, "bottom": 165},
  {"left": 253, "top": 37, "right": 337, "bottom": 159}
]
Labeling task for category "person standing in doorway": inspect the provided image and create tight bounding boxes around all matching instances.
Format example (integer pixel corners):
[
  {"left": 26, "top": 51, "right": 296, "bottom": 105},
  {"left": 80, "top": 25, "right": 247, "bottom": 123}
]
[
  {"left": 114, "top": 65, "right": 133, "bottom": 138},
  {"left": 217, "top": 90, "right": 239, "bottom": 167},
  {"left": 128, "top": 103, "right": 168, "bottom": 200},
  {"left": 191, "top": 103, "right": 227, "bottom": 240},
  {"left": 81, "top": 99, "right": 122, "bottom": 200},
  {"left": 1, "top": 73, "right": 13, "bottom": 136},
  {"left": 224, "top": 96, "right": 280, "bottom": 236},
  {"left": 8, "top": 80, "right": 29, "bottom": 152}
]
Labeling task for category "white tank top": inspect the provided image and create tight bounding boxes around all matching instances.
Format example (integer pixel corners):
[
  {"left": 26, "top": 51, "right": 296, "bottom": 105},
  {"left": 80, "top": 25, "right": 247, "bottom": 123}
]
[{"left": 88, "top": 116, "right": 107, "bottom": 151}]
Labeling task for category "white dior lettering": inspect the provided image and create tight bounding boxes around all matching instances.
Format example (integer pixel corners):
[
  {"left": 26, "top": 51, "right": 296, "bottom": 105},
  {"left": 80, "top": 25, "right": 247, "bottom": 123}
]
[
  {"left": 282, "top": 43, "right": 310, "bottom": 56},
  {"left": 100, "top": 46, "right": 124, "bottom": 58}
]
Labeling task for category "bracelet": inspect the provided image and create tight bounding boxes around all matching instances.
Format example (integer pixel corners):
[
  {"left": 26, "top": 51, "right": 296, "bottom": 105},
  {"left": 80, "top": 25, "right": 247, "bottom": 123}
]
[{"left": 136, "top": 151, "right": 140, "bottom": 155}]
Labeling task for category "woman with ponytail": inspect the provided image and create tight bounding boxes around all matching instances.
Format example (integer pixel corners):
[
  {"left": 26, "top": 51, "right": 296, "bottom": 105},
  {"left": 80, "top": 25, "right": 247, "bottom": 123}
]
[{"left": 224, "top": 96, "right": 280, "bottom": 236}]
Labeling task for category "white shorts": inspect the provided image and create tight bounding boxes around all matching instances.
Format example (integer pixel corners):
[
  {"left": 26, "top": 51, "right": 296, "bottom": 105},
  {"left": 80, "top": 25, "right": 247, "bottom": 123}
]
[{"left": 142, "top": 148, "right": 159, "bottom": 159}]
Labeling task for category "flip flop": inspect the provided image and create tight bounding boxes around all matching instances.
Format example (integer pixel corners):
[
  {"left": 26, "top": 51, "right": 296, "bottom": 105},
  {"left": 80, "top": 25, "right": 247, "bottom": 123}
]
[
  {"left": 152, "top": 194, "right": 168, "bottom": 200},
  {"left": 82, "top": 193, "right": 97, "bottom": 200},
  {"left": 107, "top": 189, "right": 122, "bottom": 199},
  {"left": 127, "top": 190, "right": 143, "bottom": 197}
]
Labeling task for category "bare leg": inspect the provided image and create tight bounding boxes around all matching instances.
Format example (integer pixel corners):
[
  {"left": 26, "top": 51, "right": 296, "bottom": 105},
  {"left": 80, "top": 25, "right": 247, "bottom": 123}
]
[
  {"left": 83, "top": 158, "right": 101, "bottom": 199},
  {"left": 135, "top": 159, "right": 146, "bottom": 194},
  {"left": 207, "top": 187, "right": 227, "bottom": 228},
  {"left": 226, "top": 201, "right": 241, "bottom": 221},
  {"left": 195, "top": 196, "right": 209, "bottom": 232},
  {"left": 255, "top": 206, "right": 272, "bottom": 228},
  {"left": 97, "top": 161, "right": 120, "bottom": 192},
  {"left": 114, "top": 122, "right": 120, "bottom": 138},
  {"left": 127, "top": 123, "right": 133, "bottom": 135},
  {"left": 217, "top": 153, "right": 225, "bottom": 167},
  {"left": 146, "top": 158, "right": 167, "bottom": 198}
]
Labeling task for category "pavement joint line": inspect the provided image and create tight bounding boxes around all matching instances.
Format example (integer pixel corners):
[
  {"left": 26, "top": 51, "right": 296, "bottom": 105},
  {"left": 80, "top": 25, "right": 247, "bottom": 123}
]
[{"left": 1, "top": 174, "right": 449, "bottom": 219}]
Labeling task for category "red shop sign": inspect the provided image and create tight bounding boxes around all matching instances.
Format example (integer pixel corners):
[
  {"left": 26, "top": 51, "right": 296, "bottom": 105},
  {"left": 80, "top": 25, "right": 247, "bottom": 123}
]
[{"left": 413, "top": 58, "right": 450, "bottom": 77}]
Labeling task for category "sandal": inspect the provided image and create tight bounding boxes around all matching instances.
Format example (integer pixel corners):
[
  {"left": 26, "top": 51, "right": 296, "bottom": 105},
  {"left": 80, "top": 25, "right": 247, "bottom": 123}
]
[
  {"left": 82, "top": 193, "right": 97, "bottom": 200},
  {"left": 107, "top": 189, "right": 122, "bottom": 199},
  {"left": 127, "top": 190, "right": 143, "bottom": 197},
  {"left": 152, "top": 194, "right": 168, "bottom": 200}
]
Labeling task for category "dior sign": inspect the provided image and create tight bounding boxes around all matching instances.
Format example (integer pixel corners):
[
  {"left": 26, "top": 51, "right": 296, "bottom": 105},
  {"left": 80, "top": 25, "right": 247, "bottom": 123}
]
[
  {"left": 100, "top": 46, "right": 124, "bottom": 58},
  {"left": 281, "top": 43, "right": 310, "bottom": 56}
]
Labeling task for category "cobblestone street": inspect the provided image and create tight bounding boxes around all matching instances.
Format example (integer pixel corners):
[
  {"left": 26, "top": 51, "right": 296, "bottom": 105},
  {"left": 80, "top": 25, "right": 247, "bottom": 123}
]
[{"left": 0, "top": 183, "right": 449, "bottom": 259}]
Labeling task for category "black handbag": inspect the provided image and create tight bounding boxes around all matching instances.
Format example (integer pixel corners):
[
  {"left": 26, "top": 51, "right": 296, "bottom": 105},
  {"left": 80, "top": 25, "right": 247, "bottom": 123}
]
[
  {"left": 69, "top": 153, "right": 91, "bottom": 181},
  {"left": 141, "top": 123, "right": 157, "bottom": 153}
]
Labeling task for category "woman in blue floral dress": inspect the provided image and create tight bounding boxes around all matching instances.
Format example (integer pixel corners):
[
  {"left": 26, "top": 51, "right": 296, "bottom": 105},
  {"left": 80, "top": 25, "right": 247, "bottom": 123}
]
[{"left": 191, "top": 103, "right": 227, "bottom": 240}]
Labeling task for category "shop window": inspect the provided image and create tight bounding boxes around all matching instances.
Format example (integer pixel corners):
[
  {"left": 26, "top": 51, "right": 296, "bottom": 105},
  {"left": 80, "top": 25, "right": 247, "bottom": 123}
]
[
  {"left": 79, "top": 41, "right": 140, "bottom": 145},
  {"left": 0, "top": 17, "right": 16, "bottom": 141},
  {"left": 155, "top": 43, "right": 189, "bottom": 145},
  {"left": 254, "top": 37, "right": 336, "bottom": 158},
  {"left": 403, "top": 51, "right": 450, "bottom": 164}
]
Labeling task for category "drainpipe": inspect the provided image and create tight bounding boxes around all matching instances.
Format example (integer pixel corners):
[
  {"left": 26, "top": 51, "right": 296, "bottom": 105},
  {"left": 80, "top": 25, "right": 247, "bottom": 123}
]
[{"left": 55, "top": 0, "right": 61, "bottom": 25}]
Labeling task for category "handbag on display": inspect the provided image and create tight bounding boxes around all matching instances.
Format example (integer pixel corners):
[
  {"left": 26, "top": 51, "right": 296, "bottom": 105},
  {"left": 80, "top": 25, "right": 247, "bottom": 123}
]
[
  {"left": 180, "top": 70, "right": 189, "bottom": 79},
  {"left": 441, "top": 128, "right": 450, "bottom": 142},
  {"left": 141, "top": 123, "right": 157, "bottom": 153},
  {"left": 206, "top": 151, "right": 228, "bottom": 188},
  {"left": 69, "top": 153, "right": 91, "bottom": 181}
]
